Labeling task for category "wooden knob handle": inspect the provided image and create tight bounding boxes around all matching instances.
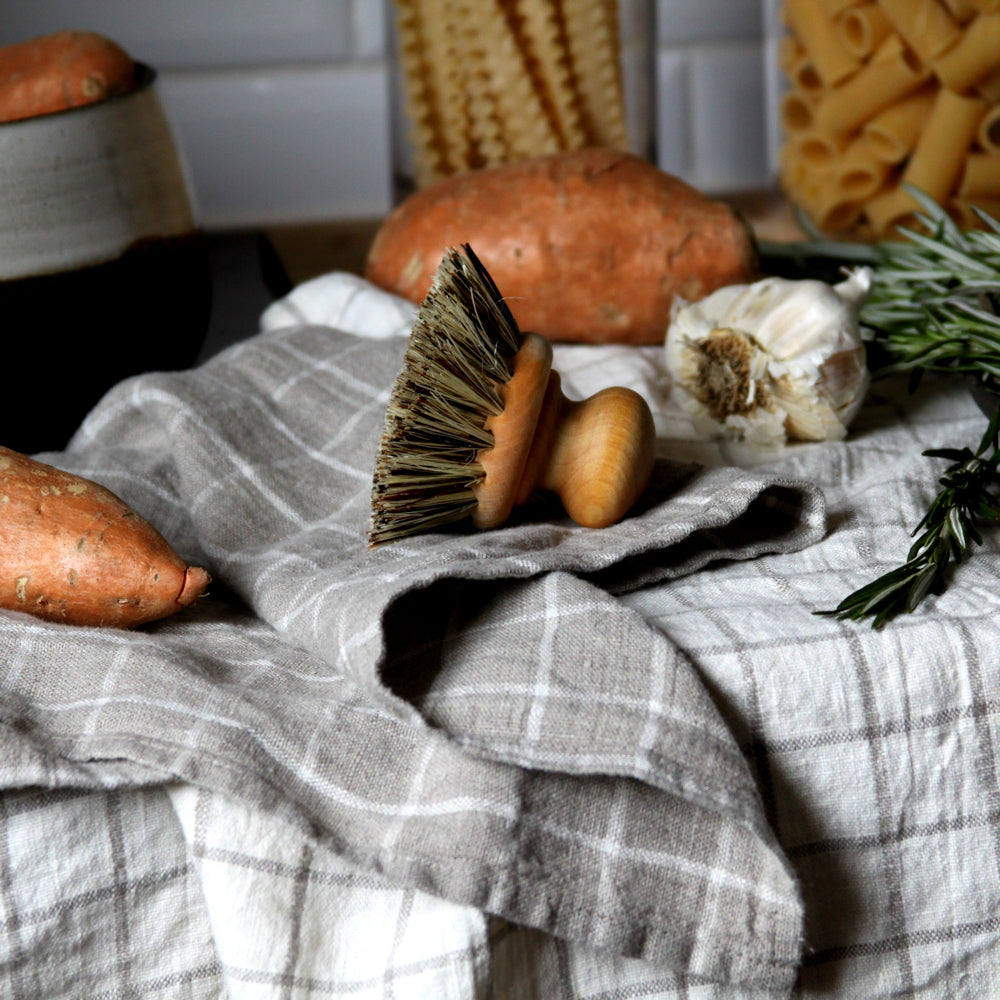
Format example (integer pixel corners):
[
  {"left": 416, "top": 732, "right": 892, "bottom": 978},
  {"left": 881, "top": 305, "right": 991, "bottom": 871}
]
[
  {"left": 474, "top": 332, "right": 655, "bottom": 530},
  {"left": 520, "top": 373, "right": 656, "bottom": 528}
]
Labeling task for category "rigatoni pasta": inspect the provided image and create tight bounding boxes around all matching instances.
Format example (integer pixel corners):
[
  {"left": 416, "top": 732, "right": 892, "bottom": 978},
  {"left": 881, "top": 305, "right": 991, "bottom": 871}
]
[
  {"left": 785, "top": 0, "right": 861, "bottom": 85},
  {"left": 777, "top": 0, "right": 1000, "bottom": 238},
  {"left": 953, "top": 197, "right": 1000, "bottom": 227},
  {"left": 875, "top": 0, "right": 963, "bottom": 61},
  {"left": 798, "top": 128, "right": 851, "bottom": 168},
  {"left": 942, "top": 0, "right": 980, "bottom": 20},
  {"left": 818, "top": 0, "right": 866, "bottom": 16},
  {"left": 980, "top": 105, "right": 1000, "bottom": 151},
  {"left": 897, "top": 87, "right": 989, "bottom": 200},
  {"left": 835, "top": 133, "right": 891, "bottom": 198},
  {"left": 978, "top": 66, "right": 1000, "bottom": 103},
  {"left": 780, "top": 34, "right": 825, "bottom": 93},
  {"left": 780, "top": 88, "right": 819, "bottom": 133},
  {"left": 931, "top": 12, "right": 1000, "bottom": 92},
  {"left": 864, "top": 182, "right": 923, "bottom": 235},
  {"left": 862, "top": 85, "right": 935, "bottom": 162},
  {"left": 958, "top": 150, "right": 1000, "bottom": 196},
  {"left": 812, "top": 36, "right": 928, "bottom": 134},
  {"left": 836, "top": 3, "right": 894, "bottom": 59}
]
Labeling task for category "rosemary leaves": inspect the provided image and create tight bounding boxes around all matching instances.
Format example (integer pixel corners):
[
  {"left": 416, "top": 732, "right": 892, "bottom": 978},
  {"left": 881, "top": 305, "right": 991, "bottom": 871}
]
[
  {"left": 759, "top": 187, "right": 1000, "bottom": 626},
  {"left": 821, "top": 404, "right": 1000, "bottom": 627}
]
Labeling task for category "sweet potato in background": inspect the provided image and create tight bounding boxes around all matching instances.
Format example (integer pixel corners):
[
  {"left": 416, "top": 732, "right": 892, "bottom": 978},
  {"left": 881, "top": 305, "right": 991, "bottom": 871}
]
[
  {"left": 0, "top": 30, "right": 137, "bottom": 123},
  {"left": 365, "top": 148, "right": 758, "bottom": 345},
  {"left": 0, "top": 446, "right": 210, "bottom": 628}
]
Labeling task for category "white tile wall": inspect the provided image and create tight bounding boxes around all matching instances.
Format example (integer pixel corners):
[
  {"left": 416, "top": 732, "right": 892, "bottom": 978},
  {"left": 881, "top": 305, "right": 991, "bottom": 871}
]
[
  {"left": 654, "top": 0, "right": 771, "bottom": 193},
  {"left": 158, "top": 65, "right": 390, "bottom": 227},
  {"left": 687, "top": 41, "right": 768, "bottom": 191},
  {"left": 654, "top": 50, "right": 691, "bottom": 179},
  {"left": 1, "top": 0, "right": 771, "bottom": 227},
  {"left": 760, "top": 0, "right": 788, "bottom": 176},
  {"left": 0, "top": 0, "right": 356, "bottom": 69},
  {"left": 657, "top": 0, "right": 762, "bottom": 45}
]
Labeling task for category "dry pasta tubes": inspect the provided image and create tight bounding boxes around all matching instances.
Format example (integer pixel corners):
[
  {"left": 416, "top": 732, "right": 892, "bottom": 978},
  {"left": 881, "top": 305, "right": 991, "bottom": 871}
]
[{"left": 777, "top": 0, "right": 1000, "bottom": 238}]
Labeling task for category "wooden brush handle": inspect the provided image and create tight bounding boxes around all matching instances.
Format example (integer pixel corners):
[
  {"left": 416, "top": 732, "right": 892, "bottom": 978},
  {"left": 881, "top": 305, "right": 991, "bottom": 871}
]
[
  {"left": 474, "top": 333, "right": 655, "bottom": 530},
  {"left": 519, "top": 373, "right": 656, "bottom": 528}
]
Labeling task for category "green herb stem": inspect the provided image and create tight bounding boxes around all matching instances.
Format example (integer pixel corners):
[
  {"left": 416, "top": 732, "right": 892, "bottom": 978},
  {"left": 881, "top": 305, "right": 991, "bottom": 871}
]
[
  {"left": 820, "top": 404, "right": 1000, "bottom": 627},
  {"left": 761, "top": 186, "right": 1000, "bottom": 625}
]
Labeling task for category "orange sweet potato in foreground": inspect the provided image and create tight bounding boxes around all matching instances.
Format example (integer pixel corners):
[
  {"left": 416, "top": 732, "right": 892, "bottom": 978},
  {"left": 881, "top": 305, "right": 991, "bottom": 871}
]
[
  {"left": 0, "top": 447, "right": 210, "bottom": 628},
  {"left": 0, "top": 30, "right": 137, "bottom": 123},
  {"left": 365, "top": 148, "right": 758, "bottom": 345}
]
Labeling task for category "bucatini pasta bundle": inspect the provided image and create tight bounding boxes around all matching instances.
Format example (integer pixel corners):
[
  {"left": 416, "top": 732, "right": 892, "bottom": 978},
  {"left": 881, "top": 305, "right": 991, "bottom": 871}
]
[
  {"left": 391, "top": 0, "right": 630, "bottom": 188},
  {"left": 777, "top": 0, "right": 1000, "bottom": 238}
]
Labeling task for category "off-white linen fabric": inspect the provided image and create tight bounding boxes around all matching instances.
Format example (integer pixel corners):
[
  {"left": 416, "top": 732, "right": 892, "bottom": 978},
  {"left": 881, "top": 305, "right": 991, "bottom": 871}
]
[{"left": 2, "top": 272, "right": 998, "bottom": 998}]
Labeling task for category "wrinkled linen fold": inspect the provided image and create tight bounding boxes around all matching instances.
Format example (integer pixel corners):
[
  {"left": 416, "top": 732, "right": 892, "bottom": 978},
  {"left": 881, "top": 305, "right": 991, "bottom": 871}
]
[{"left": 0, "top": 273, "right": 829, "bottom": 994}]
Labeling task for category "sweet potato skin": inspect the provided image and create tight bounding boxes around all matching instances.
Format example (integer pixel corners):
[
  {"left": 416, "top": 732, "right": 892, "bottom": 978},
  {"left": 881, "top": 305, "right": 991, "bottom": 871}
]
[
  {"left": 365, "top": 148, "right": 758, "bottom": 345},
  {"left": 0, "top": 30, "right": 137, "bottom": 123},
  {"left": 0, "top": 447, "right": 210, "bottom": 628}
]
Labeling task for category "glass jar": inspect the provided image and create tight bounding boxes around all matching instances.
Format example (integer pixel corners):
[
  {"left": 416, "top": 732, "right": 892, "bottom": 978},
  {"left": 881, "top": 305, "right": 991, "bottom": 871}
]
[
  {"left": 766, "top": 0, "right": 1000, "bottom": 240},
  {"left": 385, "top": 0, "right": 656, "bottom": 203}
]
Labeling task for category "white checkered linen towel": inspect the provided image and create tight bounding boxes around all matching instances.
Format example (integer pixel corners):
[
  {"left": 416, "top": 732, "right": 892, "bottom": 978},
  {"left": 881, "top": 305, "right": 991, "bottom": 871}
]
[
  {"left": 0, "top": 273, "right": 828, "bottom": 996},
  {"left": 166, "top": 781, "right": 792, "bottom": 1000},
  {"left": 620, "top": 371, "right": 1000, "bottom": 998},
  {"left": 0, "top": 785, "right": 223, "bottom": 999}
]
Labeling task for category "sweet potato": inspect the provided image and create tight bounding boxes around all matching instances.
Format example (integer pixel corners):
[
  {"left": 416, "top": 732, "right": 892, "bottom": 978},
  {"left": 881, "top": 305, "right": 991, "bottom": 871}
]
[
  {"left": 364, "top": 148, "right": 759, "bottom": 345},
  {"left": 0, "top": 447, "right": 210, "bottom": 628},
  {"left": 0, "top": 30, "right": 137, "bottom": 123}
]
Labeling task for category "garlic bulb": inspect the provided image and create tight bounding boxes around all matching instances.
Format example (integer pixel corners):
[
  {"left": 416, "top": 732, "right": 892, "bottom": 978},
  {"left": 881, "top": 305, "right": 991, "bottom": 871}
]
[{"left": 664, "top": 268, "right": 873, "bottom": 449}]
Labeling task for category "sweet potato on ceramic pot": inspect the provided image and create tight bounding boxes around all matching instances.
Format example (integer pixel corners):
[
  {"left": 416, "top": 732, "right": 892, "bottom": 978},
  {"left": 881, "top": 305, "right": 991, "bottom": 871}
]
[
  {"left": 365, "top": 148, "right": 758, "bottom": 345},
  {"left": 0, "top": 447, "right": 210, "bottom": 628},
  {"left": 0, "top": 30, "right": 137, "bottom": 123}
]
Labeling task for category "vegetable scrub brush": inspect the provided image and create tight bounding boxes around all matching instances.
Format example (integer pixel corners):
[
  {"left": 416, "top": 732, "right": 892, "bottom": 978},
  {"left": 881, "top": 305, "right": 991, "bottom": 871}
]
[{"left": 368, "top": 244, "right": 655, "bottom": 546}]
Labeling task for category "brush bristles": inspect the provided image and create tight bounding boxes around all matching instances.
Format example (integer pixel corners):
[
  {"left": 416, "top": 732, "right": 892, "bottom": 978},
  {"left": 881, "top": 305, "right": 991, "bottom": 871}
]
[{"left": 368, "top": 244, "right": 524, "bottom": 546}]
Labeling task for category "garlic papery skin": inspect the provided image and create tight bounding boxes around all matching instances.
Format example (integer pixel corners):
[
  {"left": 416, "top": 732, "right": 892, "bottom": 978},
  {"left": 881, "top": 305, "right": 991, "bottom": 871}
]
[{"left": 663, "top": 268, "right": 873, "bottom": 449}]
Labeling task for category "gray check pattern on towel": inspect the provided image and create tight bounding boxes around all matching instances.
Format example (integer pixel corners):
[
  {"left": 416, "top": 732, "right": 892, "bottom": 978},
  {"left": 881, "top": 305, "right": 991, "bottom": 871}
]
[{"left": 0, "top": 274, "right": 827, "bottom": 994}]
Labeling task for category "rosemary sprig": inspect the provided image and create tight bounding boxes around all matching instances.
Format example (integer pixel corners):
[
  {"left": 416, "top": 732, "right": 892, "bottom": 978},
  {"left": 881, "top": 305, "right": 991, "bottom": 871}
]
[
  {"left": 820, "top": 403, "right": 1000, "bottom": 628},
  {"left": 760, "top": 187, "right": 1000, "bottom": 382},
  {"left": 758, "top": 187, "right": 1000, "bottom": 625}
]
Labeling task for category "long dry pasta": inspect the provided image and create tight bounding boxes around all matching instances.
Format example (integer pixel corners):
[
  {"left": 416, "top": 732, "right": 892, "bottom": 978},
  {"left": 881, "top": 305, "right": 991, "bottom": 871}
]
[
  {"left": 393, "top": 0, "right": 452, "bottom": 185},
  {"left": 391, "top": 0, "right": 631, "bottom": 188},
  {"left": 562, "top": 0, "right": 630, "bottom": 148},
  {"left": 777, "top": 0, "right": 1000, "bottom": 237},
  {"left": 513, "top": 0, "right": 587, "bottom": 149}
]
